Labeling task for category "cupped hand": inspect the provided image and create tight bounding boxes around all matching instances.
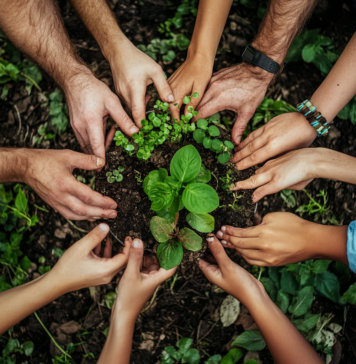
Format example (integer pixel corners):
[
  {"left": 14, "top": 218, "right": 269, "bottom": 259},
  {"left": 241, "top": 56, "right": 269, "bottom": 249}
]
[
  {"left": 109, "top": 42, "right": 174, "bottom": 128},
  {"left": 231, "top": 148, "right": 318, "bottom": 203},
  {"left": 168, "top": 54, "right": 213, "bottom": 121},
  {"left": 216, "top": 212, "right": 320, "bottom": 266},
  {"left": 114, "top": 239, "right": 177, "bottom": 319},
  {"left": 232, "top": 112, "right": 317, "bottom": 170},
  {"left": 194, "top": 63, "right": 272, "bottom": 144},
  {"left": 24, "top": 149, "right": 117, "bottom": 221},
  {"left": 198, "top": 235, "right": 264, "bottom": 307},
  {"left": 64, "top": 72, "right": 139, "bottom": 160},
  {"left": 49, "top": 224, "right": 131, "bottom": 293}
]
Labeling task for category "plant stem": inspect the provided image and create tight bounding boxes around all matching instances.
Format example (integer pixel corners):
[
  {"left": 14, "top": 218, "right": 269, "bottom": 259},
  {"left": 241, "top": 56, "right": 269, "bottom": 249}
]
[
  {"left": 34, "top": 204, "right": 49, "bottom": 213},
  {"left": 0, "top": 202, "right": 32, "bottom": 224},
  {"left": 20, "top": 71, "right": 42, "bottom": 91},
  {"left": 257, "top": 267, "right": 263, "bottom": 281},
  {"left": 34, "top": 312, "right": 72, "bottom": 358},
  {"left": 141, "top": 286, "right": 161, "bottom": 314},
  {"left": 65, "top": 219, "right": 88, "bottom": 233}
]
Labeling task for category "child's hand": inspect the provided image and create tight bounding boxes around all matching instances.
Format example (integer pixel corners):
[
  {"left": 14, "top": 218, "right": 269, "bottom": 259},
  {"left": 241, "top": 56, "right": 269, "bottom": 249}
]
[
  {"left": 231, "top": 149, "right": 317, "bottom": 203},
  {"left": 114, "top": 238, "right": 177, "bottom": 319},
  {"left": 216, "top": 212, "right": 348, "bottom": 266},
  {"left": 198, "top": 235, "right": 265, "bottom": 307},
  {"left": 49, "top": 224, "right": 131, "bottom": 293}
]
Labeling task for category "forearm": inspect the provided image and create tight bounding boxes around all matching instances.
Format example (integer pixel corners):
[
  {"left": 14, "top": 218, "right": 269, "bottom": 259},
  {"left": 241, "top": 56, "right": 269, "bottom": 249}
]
[
  {"left": 0, "top": 148, "right": 28, "bottom": 183},
  {"left": 0, "top": 0, "right": 90, "bottom": 91},
  {"left": 245, "top": 289, "right": 323, "bottom": 364},
  {"left": 310, "top": 33, "right": 356, "bottom": 122},
  {"left": 98, "top": 308, "right": 135, "bottom": 364},
  {"left": 0, "top": 274, "right": 64, "bottom": 334},
  {"left": 187, "top": 0, "right": 232, "bottom": 62}
]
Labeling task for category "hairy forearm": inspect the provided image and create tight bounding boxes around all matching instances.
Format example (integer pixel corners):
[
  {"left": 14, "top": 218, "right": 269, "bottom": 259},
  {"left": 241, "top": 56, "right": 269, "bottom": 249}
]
[
  {"left": 253, "top": 0, "right": 317, "bottom": 64},
  {"left": 0, "top": 0, "right": 90, "bottom": 91},
  {"left": 0, "top": 148, "right": 28, "bottom": 183},
  {"left": 188, "top": 0, "right": 232, "bottom": 62},
  {"left": 310, "top": 33, "right": 356, "bottom": 122},
  {"left": 246, "top": 291, "right": 324, "bottom": 364},
  {"left": 98, "top": 308, "right": 135, "bottom": 364},
  {"left": 0, "top": 274, "right": 63, "bottom": 334}
]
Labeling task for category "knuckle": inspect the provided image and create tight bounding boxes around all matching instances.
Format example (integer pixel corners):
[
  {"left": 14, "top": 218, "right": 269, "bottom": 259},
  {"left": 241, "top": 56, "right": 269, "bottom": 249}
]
[
  {"left": 72, "top": 205, "right": 87, "bottom": 217},
  {"left": 250, "top": 152, "right": 257, "bottom": 162}
]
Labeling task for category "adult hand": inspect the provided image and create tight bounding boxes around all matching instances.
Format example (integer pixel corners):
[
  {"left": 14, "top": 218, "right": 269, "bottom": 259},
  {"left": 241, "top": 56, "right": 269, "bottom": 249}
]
[
  {"left": 168, "top": 54, "right": 213, "bottom": 121},
  {"left": 108, "top": 42, "right": 174, "bottom": 128},
  {"left": 49, "top": 224, "right": 131, "bottom": 293},
  {"left": 64, "top": 71, "right": 139, "bottom": 160},
  {"left": 114, "top": 239, "right": 177, "bottom": 319},
  {"left": 232, "top": 112, "right": 317, "bottom": 170},
  {"left": 194, "top": 63, "right": 272, "bottom": 144},
  {"left": 23, "top": 149, "right": 117, "bottom": 220},
  {"left": 198, "top": 235, "right": 264, "bottom": 307},
  {"left": 216, "top": 212, "right": 348, "bottom": 266},
  {"left": 232, "top": 149, "right": 317, "bottom": 203}
]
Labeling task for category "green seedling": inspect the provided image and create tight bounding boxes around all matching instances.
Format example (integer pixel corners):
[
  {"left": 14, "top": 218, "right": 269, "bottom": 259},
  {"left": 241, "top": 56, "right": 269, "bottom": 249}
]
[
  {"left": 106, "top": 166, "right": 125, "bottom": 183},
  {"left": 280, "top": 189, "right": 297, "bottom": 208},
  {"left": 134, "top": 170, "right": 143, "bottom": 184},
  {"left": 144, "top": 145, "right": 219, "bottom": 269},
  {"left": 220, "top": 169, "right": 235, "bottom": 194},
  {"left": 0, "top": 336, "right": 34, "bottom": 360},
  {"left": 49, "top": 90, "right": 69, "bottom": 133}
]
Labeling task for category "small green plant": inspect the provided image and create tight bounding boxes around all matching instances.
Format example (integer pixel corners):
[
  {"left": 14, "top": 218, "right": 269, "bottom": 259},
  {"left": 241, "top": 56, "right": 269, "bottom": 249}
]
[
  {"left": 49, "top": 90, "right": 69, "bottom": 134},
  {"left": 286, "top": 28, "right": 339, "bottom": 74},
  {"left": 106, "top": 166, "right": 124, "bottom": 183},
  {"left": 0, "top": 335, "right": 34, "bottom": 362},
  {"left": 134, "top": 170, "right": 143, "bottom": 184},
  {"left": 280, "top": 189, "right": 297, "bottom": 208},
  {"left": 337, "top": 95, "right": 356, "bottom": 124},
  {"left": 220, "top": 169, "right": 234, "bottom": 194},
  {"left": 144, "top": 145, "right": 219, "bottom": 269}
]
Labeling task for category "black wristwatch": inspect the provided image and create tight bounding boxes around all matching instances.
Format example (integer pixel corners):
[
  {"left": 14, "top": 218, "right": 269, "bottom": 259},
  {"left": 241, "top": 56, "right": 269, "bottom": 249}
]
[{"left": 242, "top": 44, "right": 280, "bottom": 74}]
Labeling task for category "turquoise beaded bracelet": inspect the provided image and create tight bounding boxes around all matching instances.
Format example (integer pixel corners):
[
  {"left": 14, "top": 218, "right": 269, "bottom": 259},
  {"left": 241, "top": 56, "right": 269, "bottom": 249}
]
[{"left": 297, "top": 99, "right": 330, "bottom": 137}]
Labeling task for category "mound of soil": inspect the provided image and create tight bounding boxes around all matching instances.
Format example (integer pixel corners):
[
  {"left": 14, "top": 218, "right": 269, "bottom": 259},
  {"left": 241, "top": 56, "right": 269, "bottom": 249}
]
[{"left": 96, "top": 125, "right": 255, "bottom": 267}]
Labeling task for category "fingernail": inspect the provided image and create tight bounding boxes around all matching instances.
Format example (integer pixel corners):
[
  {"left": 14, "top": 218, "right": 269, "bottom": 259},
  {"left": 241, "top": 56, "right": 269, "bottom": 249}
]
[
  {"left": 98, "top": 223, "right": 109, "bottom": 232},
  {"left": 110, "top": 204, "right": 117, "bottom": 209},
  {"left": 96, "top": 157, "right": 105, "bottom": 167},
  {"left": 221, "top": 240, "right": 227, "bottom": 246},
  {"left": 221, "top": 226, "right": 226, "bottom": 232},
  {"left": 207, "top": 237, "right": 214, "bottom": 242},
  {"left": 130, "top": 125, "right": 139, "bottom": 134},
  {"left": 93, "top": 216, "right": 101, "bottom": 220},
  {"left": 133, "top": 239, "right": 142, "bottom": 248},
  {"left": 168, "top": 94, "right": 174, "bottom": 102},
  {"left": 109, "top": 212, "right": 117, "bottom": 218},
  {"left": 217, "top": 231, "right": 223, "bottom": 238}
]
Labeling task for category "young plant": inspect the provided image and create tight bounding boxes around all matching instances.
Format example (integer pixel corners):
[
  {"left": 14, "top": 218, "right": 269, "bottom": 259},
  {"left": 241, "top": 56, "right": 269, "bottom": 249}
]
[
  {"left": 144, "top": 145, "right": 219, "bottom": 269},
  {"left": 106, "top": 166, "right": 124, "bottom": 183},
  {"left": 49, "top": 90, "right": 69, "bottom": 134},
  {"left": 220, "top": 169, "right": 235, "bottom": 194}
]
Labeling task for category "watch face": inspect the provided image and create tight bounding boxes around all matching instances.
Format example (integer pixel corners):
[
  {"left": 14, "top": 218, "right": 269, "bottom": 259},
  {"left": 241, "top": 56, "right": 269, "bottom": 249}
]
[{"left": 243, "top": 46, "right": 255, "bottom": 62}]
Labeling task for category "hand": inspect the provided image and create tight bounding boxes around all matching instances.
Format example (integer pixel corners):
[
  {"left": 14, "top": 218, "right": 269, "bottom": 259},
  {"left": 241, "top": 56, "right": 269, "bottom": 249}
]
[
  {"left": 114, "top": 238, "right": 177, "bottom": 319},
  {"left": 194, "top": 63, "right": 273, "bottom": 144},
  {"left": 198, "top": 235, "right": 265, "bottom": 307},
  {"left": 108, "top": 41, "right": 174, "bottom": 128},
  {"left": 23, "top": 149, "right": 117, "bottom": 221},
  {"left": 231, "top": 149, "right": 318, "bottom": 203},
  {"left": 49, "top": 224, "right": 131, "bottom": 293},
  {"left": 232, "top": 112, "right": 317, "bottom": 170},
  {"left": 64, "top": 71, "right": 139, "bottom": 160},
  {"left": 216, "top": 212, "right": 348, "bottom": 266},
  {"left": 168, "top": 53, "right": 213, "bottom": 120}
]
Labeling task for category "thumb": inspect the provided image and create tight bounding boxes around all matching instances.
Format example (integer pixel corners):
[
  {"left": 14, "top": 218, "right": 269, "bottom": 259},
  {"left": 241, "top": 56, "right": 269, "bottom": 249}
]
[
  {"left": 207, "top": 235, "right": 231, "bottom": 269},
  {"left": 79, "top": 224, "right": 110, "bottom": 251},
  {"left": 71, "top": 152, "right": 105, "bottom": 171},
  {"left": 232, "top": 113, "right": 253, "bottom": 145},
  {"left": 126, "top": 239, "right": 144, "bottom": 277},
  {"left": 152, "top": 70, "right": 175, "bottom": 104}
]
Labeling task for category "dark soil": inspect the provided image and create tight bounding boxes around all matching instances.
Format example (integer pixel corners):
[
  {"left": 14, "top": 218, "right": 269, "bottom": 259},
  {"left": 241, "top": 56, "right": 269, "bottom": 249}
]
[{"left": 1, "top": 0, "right": 356, "bottom": 363}]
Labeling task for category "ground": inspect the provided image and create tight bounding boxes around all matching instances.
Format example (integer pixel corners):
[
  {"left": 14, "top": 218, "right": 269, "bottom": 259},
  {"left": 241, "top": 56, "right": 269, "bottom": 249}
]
[{"left": 1, "top": 0, "right": 356, "bottom": 363}]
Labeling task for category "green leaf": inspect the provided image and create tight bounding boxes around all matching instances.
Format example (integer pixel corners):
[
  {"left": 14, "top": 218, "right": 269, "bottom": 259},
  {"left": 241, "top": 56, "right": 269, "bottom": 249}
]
[
  {"left": 205, "top": 355, "right": 222, "bottom": 364},
  {"left": 314, "top": 271, "right": 340, "bottom": 303},
  {"left": 177, "top": 338, "right": 193, "bottom": 353},
  {"left": 350, "top": 102, "right": 356, "bottom": 125},
  {"left": 52, "top": 248, "right": 64, "bottom": 258},
  {"left": 144, "top": 169, "right": 168, "bottom": 194},
  {"left": 15, "top": 188, "right": 27, "bottom": 212},
  {"left": 20, "top": 256, "right": 31, "bottom": 271},
  {"left": 302, "top": 44, "right": 316, "bottom": 63},
  {"left": 261, "top": 277, "right": 277, "bottom": 301},
  {"left": 192, "top": 92, "right": 199, "bottom": 98},
  {"left": 170, "top": 145, "right": 201, "bottom": 182},
  {"left": 243, "top": 361, "right": 260, "bottom": 364},
  {"left": 221, "top": 348, "right": 243, "bottom": 364},
  {"left": 165, "top": 176, "right": 182, "bottom": 191},
  {"left": 183, "top": 183, "right": 219, "bottom": 214},
  {"left": 193, "top": 129, "right": 205, "bottom": 143},
  {"left": 340, "top": 282, "right": 356, "bottom": 304},
  {"left": 293, "top": 313, "right": 320, "bottom": 332},
  {"left": 337, "top": 102, "right": 351, "bottom": 120},
  {"left": 289, "top": 286, "right": 314, "bottom": 317},
  {"left": 150, "top": 216, "right": 175, "bottom": 242},
  {"left": 208, "top": 125, "right": 220, "bottom": 137},
  {"left": 217, "top": 152, "right": 230, "bottom": 164},
  {"left": 22, "top": 341, "right": 34, "bottom": 356},
  {"left": 179, "top": 228, "right": 202, "bottom": 251},
  {"left": 7, "top": 338, "right": 20, "bottom": 353},
  {"left": 197, "top": 119, "right": 208, "bottom": 130},
  {"left": 276, "top": 289, "right": 290, "bottom": 313},
  {"left": 183, "top": 96, "right": 191, "bottom": 104},
  {"left": 211, "top": 139, "right": 223, "bottom": 153},
  {"left": 311, "top": 260, "right": 332, "bottom": 274},
  {"left": 105, "top": 291, "right": 117, "bottom": 309},
  {"left": 280, "top": 268, "right": 299, "bottom": 295},
  {"left": 195, "top": 165, "right": 211, "bottom": 184},
  {"left": 231, "top": 330, "right": 266, "bottom": 351},
  {"left": 203, "top": 137, "right": 212, "bottom": 149},
  {"left": 182, "top": 348, "right": 200, "bottom": 364},
  {"left": 157, "top": 241, "right": 183, "bottom": 270},
  {"left": 186, "top": 212, "right": 214, "bottom": 233},
  {"left": 176, "top": 34, "right": 190, "bottom": 51},
  {"left": 148, "top": 183, "right": 174, "bottom": 211},
  {"left": 224, "top": 140, "right": 234, "bottom": 150}
]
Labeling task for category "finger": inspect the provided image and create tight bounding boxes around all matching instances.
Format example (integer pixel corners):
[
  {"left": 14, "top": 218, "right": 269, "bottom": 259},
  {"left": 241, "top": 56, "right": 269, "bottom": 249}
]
[
  {"left": 105, "top": 125, "right": 116, "bottom": 152},
  {"left": 206, "top": 235, "right": 232, "bottom": 269},
  {"left": 106, "top": 96, "right": 139, "bottom": 136},
  {"left": 103, "top": 236, "right": 112, "bottom": 258},
  {"left": 217, "top": 225, "right": 261, "bottom": 239},
  {"left": 237, "top": 126, "right": 265, "bottom": 151},
  {"left": 152, "top": 70, "right": 175, "bottom": 104},
  {"left": 143, "top": 255, "right": 159, "bottom": 269},
  {"left": 194, "top": 92, "right": 222, "bottom": 121},
  {"left": 239, "top": 253, "right": 266, "bottom": 267},
  {"left": 238, "top": 250, "right": 266, "bottom": 265},
  {"left": 79, "top": 223, "right": 110, "bottom": 251},
  {"left": 73, "top": 126, "right": 91, "bottom": 155},
  {"left": 94, "top": 243, "right": 101, "bottom": 256},
  {"left": 252, "top": 183, "right": 282, "bottom": 203},
  {"left": 108, "top": 236, "right": 133, "bottom": 271},
  {"left": 71, "top": 152, "right": 105, "bottom": 171},
  {"left": 232, "top": 136, "right": 267, "bottom": 164},
  {"left": 236, "top": 147, "right": 271, "bottom": 171},
  {"left": 130, "top": 82, "right": 147, "bottom": 128},
  {"left": 155, "top": 265, "right": 178, "bottom": 282},
  {"left": 232, "top": 112, "right": 253, "bottom": 145},
  {"left": 169, "top": 97, "right": 182, "bottom": 121},
  {"left": 125, "top": 239, "right": 144, "bottom": 277},
  {"left": 197, "top": 257, "right": 222, "bottom": 282},
  {"left": 184, "top": 86, "right": 205, "bottom": 116},
  {"left": 87, "top": 121, "right": 106, "bottom": 160},
  {"left": 225, "top": 236, "right": 262, "bottom": 250},
  {"left": 231, "top": 173, "right": 271, "bottom": 192}
]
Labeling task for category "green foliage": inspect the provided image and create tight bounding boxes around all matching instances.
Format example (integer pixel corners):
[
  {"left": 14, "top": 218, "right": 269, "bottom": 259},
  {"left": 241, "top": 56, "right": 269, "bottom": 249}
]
[
  {"left": 106, "top": 167, "right": 124, "bottom": 183},
  {"left": 280, "top": 189, "right": 297, "bottom": 208},
  {"left": 337, "top": 95, "right": 356, "bottom": 125},
  {"left": 49, "top": 90, "right": 69, "bottom": 134},
  {"left": 32, "top": 122, "right": 56, "bottom": 146},
  {"left": 0, "top": 184, "right": 38, "bottom": 291},
  {"left": 340, "top": 282, "right": 356, "bottom": 304},
  {"left": 145, "top": 145, "right": 219, "bottom": 269},
  {"left": 231, "top": 330, "right": 266, "bottom": 351},
  {"left": 0, "top": 336, "right": 34, "bottom": 362},
  {"left": 286, "top": 29, "right": 339, "bottom": 74},
  {"left": 105, "top": 291, "right": 117, "bottom": 309}
]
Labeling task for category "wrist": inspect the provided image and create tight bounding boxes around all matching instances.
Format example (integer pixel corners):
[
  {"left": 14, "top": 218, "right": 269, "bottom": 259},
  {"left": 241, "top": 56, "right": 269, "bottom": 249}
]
[
  {"left": 102, "top": 35, "right": 134, "bottom": 66},
  {"left": 251, "top": 38, "right": 285, "bottom": 65},
  {"left": 111, "top": 304, "right": 137, "bottom": 326},
  {"left": 0, "top": 148, "right": 29, "bottom": 184},
  {"left": 240, "top": 62, "right": 274, "bottom": 85},
  {"left": 186, "top": 46, "right": 215, "bottom": 68},
  {"left": 59, "top": 64, "right": 93, "bottom": 96},
  {"left": 239, "top": 281, "right": 271, "bottom": 314}
]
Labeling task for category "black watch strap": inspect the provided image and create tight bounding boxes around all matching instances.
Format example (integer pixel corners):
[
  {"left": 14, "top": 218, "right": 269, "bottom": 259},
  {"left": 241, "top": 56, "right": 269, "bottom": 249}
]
[{"left": 242, "top": 45, "right": 280, "bottom": 74}]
